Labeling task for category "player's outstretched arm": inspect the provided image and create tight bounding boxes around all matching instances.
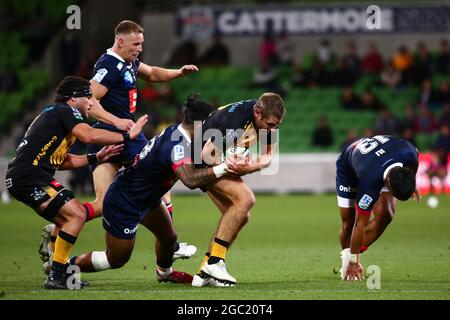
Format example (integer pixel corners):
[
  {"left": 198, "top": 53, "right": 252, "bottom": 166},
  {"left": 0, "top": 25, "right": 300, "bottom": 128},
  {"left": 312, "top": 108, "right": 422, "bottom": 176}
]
[
  {"left": 58, "top": 144, "right": 124, "bottom": 170},
  {"left": 89, "top": 80, "right": 135, "bottom": 131},
  {"left": 71, "top": 115, "right": 147, "bottom": 145},
  {"left": 137, "top": 62, "right": 198, "bottom": 82},
  {"left": 174, "top": 162, "right": 233, "bottom": 190},
  {"left": 346, "top": 213, "right": 370, "bottom": 281}
]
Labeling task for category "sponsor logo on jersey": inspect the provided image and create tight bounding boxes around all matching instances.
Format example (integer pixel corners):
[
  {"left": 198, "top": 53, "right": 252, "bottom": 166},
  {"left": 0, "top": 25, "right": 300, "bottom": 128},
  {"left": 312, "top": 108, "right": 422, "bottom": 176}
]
[
  {"left": 17, "top": 139, "right": 28, "bottom": 151},
  {"left": 117, "top": 62, "right": 123, "bottom": 70},
  {"left": 339, "top": 185, "right": 357, "bottom": 193},
  {"left": 51, "top": 180, "right": 62, "bottom": 188},
  {"left": 93, "top": 68, "right": 108, "bottom": 82},
  {"left": 124, "top": 224, "right": 138, "bottom": 235},
  {"left": 33, "top": 136, "right": 58, "bottom": 166},
  {"left": 173, "top": 145, "right": 185, "bottom": 161},
  {"left": 124, "top": 70, "right": 134, "bottom": 85},
  {"left": 42, "top": 105, "right": 55, "bottom": 112},
  {"left": 70, "top": 107, "right": 83, "bottom": 120},
  {"left": 358, "top": 194, "right": 373, "bottom": 210},
  {"left": 31, "top": 188, "right": 48, "bottom": 201}
]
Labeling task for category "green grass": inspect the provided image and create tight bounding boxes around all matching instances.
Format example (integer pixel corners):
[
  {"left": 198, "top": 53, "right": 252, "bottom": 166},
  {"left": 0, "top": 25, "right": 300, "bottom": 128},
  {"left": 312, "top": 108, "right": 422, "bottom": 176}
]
[{"left": 0, "top": 194, "right": 449, "bottom": 300}]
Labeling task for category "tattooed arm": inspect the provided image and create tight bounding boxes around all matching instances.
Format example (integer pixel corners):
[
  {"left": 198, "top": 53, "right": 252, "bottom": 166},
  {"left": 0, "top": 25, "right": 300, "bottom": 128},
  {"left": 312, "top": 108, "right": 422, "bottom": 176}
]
[{"left": 174, "top": 163, "right": 233, "bottom": 190}]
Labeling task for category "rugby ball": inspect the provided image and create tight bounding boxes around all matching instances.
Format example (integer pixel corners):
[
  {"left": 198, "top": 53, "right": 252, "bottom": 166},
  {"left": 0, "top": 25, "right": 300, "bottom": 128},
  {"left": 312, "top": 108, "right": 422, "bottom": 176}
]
[{"left": 225, "top": 146, "right": 249, "bottom": 157}]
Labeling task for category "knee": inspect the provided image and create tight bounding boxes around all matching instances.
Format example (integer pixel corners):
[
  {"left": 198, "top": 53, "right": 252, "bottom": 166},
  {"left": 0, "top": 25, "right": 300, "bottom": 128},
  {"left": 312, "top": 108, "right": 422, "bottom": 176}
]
[
  {"left": 242, "top": 211, "right": 251, "bottom": 225},
  {"left": 64, "top": 208, "right": 86, "bottom": 226},
  {"left": 107, "top": 254, "right": 130, "bottom": 269},
  {"left": 234, "top": 189, "right": 256, "bottom": 211},
  {"left": 341, "top": 218, "right": 354, "bottom": 232},
  {"left": 159, "top": 232, "right": 177, "bottom": 248}
]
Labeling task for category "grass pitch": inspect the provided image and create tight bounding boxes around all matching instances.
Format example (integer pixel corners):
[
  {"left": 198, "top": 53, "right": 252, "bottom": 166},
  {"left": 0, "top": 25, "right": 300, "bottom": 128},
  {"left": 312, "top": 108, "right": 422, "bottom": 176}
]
[{"left": 0, "top": 194, "right": 449, "bottom": 300}]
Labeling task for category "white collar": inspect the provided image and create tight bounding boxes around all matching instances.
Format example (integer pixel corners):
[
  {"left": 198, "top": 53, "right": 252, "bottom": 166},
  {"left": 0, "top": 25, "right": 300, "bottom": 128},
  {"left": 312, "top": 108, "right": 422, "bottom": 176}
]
[
  {"left": 177, "top": 124, "right": 191, "bottom": 143},
  {"left": 106, "top": 48, "right": 125, "bottom": 63},
  {"left": 383, "top": 162, "right": 403, "bottom": 181}
]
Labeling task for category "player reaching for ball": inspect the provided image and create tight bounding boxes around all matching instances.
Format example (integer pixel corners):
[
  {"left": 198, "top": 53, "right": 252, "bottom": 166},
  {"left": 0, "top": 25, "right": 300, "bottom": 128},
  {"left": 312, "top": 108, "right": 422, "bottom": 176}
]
[{"left": 336, "top": 135, "right": 421, "bottom": 281}]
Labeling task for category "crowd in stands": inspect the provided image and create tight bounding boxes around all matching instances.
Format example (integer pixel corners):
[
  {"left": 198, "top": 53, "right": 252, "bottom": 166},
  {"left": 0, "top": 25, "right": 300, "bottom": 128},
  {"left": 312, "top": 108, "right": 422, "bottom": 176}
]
[{"left": 52, "top": 28, "right": 450, "bottom": 189}]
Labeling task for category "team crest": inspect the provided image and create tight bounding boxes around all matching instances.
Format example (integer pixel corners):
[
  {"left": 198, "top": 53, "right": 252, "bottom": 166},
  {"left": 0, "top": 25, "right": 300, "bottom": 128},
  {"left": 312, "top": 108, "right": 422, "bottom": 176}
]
[
  {"left": 70, "top": 107, "right": 83, "bottom": 120},
  {"left": 358, "top": 194, "right": 373, "bottom": 210},
  {"left": 123, "top": 70, "right": 134, "bottom": 85},
  {"left": 93, "top": 68, "right": 108, "bottom": 82},
  {"left": 173, "top": 145, "right": 185, "bottom": 162}
]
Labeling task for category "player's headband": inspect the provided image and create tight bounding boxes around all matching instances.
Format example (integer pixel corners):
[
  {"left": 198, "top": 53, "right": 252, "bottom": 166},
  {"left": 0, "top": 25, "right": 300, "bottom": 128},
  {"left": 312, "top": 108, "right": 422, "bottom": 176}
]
[{"left": 59, "top": 86, "right": 92, "bottom": 98}]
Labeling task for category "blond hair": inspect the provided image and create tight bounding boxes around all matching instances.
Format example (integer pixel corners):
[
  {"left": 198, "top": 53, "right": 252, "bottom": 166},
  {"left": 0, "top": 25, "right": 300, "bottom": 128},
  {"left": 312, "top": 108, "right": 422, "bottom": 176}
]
[
  {"left": 115, "top": 20, "right": 144, "bottom": 36},
  {"left": 257, "top": 92, "right": 285, "bottom": 119}
]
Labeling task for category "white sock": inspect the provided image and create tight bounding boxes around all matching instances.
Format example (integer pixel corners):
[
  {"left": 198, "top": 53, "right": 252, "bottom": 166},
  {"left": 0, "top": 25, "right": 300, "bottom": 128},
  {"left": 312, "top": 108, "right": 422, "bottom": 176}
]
[
  {"left": 157, "top": 266, "right": 173, "bottom": 276},
  {"left": 91, "top": 251, "right": 111, "bottom": 271}
]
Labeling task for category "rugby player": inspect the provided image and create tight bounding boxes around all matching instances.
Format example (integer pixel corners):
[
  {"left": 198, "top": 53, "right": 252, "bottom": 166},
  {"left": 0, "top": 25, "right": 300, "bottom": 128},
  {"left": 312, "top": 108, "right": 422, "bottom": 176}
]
[
  {"left": 70, "top": 96, "right": 249, "bottom": 284},
  {"left": 40, "top": 20, "right": 198, "bottom": 268},
  {"left": 336, "top": 135, "right": 420, "bottom": 281},
  {"left": 191, "top": 92, "right": 286, "bottom": 287},
  {"left": 5, "top": 76, "right": 147, "bottom": 289}
]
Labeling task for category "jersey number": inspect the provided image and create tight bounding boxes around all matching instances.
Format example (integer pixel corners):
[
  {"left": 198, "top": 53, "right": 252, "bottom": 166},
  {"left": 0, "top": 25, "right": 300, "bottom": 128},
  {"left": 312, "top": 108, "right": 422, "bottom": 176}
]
[
  {"left": 129, "top": 89, "right": 137, "bottom": 113},
  {"left": 356, "top": 135, "right": 389, "bottom": 154}
]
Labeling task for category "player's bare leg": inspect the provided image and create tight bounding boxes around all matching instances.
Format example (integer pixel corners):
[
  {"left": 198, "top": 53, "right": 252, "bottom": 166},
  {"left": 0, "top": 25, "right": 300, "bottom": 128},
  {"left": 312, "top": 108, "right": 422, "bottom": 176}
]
[
  {"left": 74, "top": 232, "right": 135, "bottom": 272},
  {"left": 162, "top": 191, "right": 197, "bottom": 260},
  {"left": 90, "top": 162, "right": 120, "bottom": 218},
  {"left": 140, "top": 202, "right": 193, "bottom": 284},
  {"left": 38, "top": 162, "right": 117, "bottom": 275},
  {"left": 195, "top": 177, "right": 254, "bottom": 287}
]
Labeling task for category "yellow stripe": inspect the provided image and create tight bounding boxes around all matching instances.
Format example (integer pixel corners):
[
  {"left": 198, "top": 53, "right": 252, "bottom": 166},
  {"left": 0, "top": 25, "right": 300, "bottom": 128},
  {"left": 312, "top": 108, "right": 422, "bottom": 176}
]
[
  {"left": 50, "top": 134, "right": 76, "bottom": 166},
  {"left": 217, "top": 103, "right": 234, "bottom": 110},
  {"left": 210, "top": 242, "right": 227, "bottom": 260}
]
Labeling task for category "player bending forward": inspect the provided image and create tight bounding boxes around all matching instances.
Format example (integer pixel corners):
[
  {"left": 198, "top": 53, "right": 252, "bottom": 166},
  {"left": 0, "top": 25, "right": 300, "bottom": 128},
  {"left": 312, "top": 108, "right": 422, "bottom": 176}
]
[{"left": 336, "top": 135, "right": 420, "bottom": 281}]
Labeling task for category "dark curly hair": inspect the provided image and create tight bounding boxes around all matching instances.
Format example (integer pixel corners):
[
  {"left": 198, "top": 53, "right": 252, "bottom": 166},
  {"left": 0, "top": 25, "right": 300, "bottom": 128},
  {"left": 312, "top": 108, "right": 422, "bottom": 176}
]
[
  {"left": 55, "top": 76, "right": 91, "bottom": 103},
  {"left": 388, "top": 166, "right": 416, "bottom": 201}
]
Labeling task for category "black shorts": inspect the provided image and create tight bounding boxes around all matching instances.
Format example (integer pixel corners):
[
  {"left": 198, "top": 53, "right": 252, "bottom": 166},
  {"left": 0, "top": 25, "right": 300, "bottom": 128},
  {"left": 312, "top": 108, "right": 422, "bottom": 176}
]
[{"left": 5, "top": 170, "right": 71, "bottom": 210}]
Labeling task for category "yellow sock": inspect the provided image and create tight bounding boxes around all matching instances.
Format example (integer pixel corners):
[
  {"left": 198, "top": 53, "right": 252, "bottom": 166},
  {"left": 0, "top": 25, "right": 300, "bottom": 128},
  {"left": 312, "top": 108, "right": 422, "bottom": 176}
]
[
  {"left": 198, "top": 254, "right": 210, "bottom": 272},
  {"left": 210, "top": 242, "right": 227, "bottom": 261},
  {"left": 52, "top": 231, "right": 77, "bottom": 265}
]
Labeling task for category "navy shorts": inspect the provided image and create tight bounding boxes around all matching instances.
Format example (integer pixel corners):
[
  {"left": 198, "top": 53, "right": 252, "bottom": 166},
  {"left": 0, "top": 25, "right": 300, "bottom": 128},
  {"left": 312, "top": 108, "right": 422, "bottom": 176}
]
[
  {"left": 102, "top": 183, "right": 161, "bottom": 240},
  {"left": 87, "top": 122, "right": 147, "bottom": 170},
  {"left": 335, "top": 149, "right": 357, "bottom": 208}
]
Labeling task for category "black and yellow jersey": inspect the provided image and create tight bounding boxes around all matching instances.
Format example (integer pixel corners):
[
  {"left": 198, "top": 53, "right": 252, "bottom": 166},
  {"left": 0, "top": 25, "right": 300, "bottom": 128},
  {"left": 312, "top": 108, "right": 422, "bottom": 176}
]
[
  {"left": 7, "top": 103, "right": 85, "bottom": 177},
  {"left": 201, "top": 99, "right": 274, "bottom": 150}
]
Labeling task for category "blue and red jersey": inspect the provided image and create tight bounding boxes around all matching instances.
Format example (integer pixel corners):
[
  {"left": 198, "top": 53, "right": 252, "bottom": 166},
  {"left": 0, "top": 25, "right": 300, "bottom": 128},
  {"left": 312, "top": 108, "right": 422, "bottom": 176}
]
[
  {"left": 110, "top": 124, "right": 192, "bottom": 211},
  {"left": 336, "top": 135, "right": 418, "bottom": 215},
  {"left": 92, "top": 49, "right": 140, "bottom": 120}
]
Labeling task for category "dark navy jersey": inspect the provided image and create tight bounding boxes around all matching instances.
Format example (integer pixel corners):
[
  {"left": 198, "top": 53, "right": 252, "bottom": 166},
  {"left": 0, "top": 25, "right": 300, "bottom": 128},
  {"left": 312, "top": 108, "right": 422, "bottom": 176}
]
[
  {"left": 337, "top": 135, "right": 418, "bottom": 215},
  {"left": 200, "top": 99, "right": 274, "bottom": 153},
  {"left": 110, "top": 124, "right": 192, "bottom": 211},
  {"left": 7, "top": 103, "right": 85, "bottom": 177},
  {"left": 92, "top": 49, "right": 140, "bottom": 120}
]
